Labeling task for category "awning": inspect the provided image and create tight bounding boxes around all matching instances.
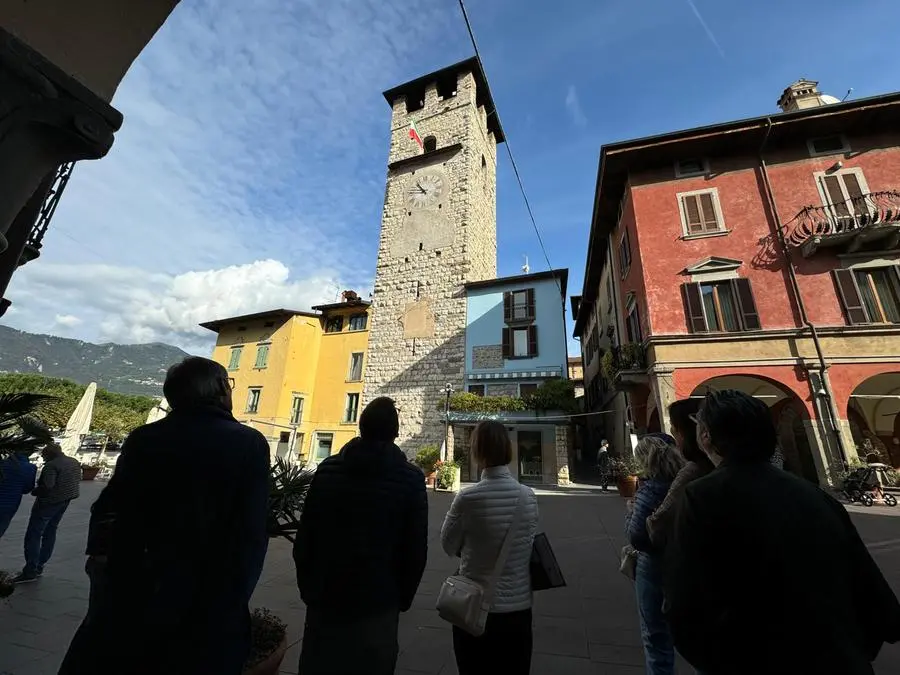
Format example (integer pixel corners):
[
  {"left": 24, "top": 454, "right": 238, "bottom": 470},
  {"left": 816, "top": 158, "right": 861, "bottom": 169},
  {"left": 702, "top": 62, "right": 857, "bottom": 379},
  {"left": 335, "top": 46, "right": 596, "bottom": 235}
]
[{"left": 468, "top": 368, "right": 563, "bottom": 381}]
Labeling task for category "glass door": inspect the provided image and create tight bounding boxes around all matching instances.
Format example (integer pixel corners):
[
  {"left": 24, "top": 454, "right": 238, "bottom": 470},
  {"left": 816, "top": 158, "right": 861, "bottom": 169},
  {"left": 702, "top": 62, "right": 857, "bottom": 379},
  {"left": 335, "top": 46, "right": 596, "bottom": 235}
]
[{"left": 517, "top": 430, "right": 543, "bottom": 483}]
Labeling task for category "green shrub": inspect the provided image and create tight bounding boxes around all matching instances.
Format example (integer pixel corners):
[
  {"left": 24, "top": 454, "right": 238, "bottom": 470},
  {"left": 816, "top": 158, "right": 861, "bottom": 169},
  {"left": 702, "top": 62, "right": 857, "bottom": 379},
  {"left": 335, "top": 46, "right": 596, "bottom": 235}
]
[
  {"left": 609, "top": 455, "right": 641, "bottom": 478},
  {"left": 436, "top": 462, "right": 458, "bottom": 489},
  {"left": 446, "top": 378, "right": 576, "bottom": 414},
  {"left": 414, "top": 445, "right": 441, "bottom": 474}
]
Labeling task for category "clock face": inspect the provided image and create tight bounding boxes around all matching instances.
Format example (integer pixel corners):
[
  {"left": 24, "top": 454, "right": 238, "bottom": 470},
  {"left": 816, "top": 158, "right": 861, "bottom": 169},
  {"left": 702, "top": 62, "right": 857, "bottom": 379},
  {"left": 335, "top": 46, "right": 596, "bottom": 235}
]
[{"left": 407, "top": 171, "right": 444, "bottom": 209}]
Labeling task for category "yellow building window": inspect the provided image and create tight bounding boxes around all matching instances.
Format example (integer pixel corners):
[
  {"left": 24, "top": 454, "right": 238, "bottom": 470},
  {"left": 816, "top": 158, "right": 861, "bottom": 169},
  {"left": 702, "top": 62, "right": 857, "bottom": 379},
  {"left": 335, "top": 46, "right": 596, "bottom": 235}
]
[
  {"left": 344, "top": 393, "right": 360, "bottom": 423},
  {"left": 246, "top": 387, "right": 261, "bottom": 413},
  {"left": 347, "top": 353, "right": 364, "bottom": 382},
  {"left": 349, "top": 313, "right": 368, "bottom": 331},
  {"left": 254, "top": 344, "right": 270, "bottom": 368},
  {"left": 290, "top": 396, "right": 304, "bottom": 425},
  {"left": 228, "top": 346, "right": 242, "bottom": 370}
]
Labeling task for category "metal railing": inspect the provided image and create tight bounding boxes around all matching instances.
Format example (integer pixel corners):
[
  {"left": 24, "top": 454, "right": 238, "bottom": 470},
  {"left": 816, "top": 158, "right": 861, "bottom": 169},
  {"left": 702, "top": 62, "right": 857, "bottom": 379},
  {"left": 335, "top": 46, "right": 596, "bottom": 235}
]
[{"left": 786, "top": 190, "right": 900, "bottom": 249}]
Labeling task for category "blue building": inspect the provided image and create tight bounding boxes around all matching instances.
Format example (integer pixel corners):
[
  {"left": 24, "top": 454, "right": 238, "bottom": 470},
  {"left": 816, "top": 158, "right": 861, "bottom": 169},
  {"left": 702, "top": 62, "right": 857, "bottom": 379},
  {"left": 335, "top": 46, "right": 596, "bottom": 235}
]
[{"left": 450, "top": 269, "right": 573, "bottom": 485}]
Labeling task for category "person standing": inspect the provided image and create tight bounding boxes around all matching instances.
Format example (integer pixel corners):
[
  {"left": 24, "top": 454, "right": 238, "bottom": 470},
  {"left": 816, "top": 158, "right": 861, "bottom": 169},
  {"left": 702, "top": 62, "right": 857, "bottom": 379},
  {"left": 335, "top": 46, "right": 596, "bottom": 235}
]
[
  {"left": 293, "top": 397, "right": 428, "bottom": 675},
  {"left": 59, "top": 356, "right": 271, "bottom": 675},
  {"left": 646, "top": 399, "right": 713, "bottom": 549},
  {"left": 597, "top": 438, "right": 611, "bottom": 491},
  {"left": 13, "top": 442, "right": 80, "bottom": 582},
  {"left": 0, "top": 450, "right": 37, "bottom": 538},
  {"left": 626, "top": 434, "right": 683, "bottom": 675},
  {"left": 664, "top": 390, "right": 900, "bottom": 675},
  {"left": 441, "top": 420, "right": 539, "bottom": 675}
]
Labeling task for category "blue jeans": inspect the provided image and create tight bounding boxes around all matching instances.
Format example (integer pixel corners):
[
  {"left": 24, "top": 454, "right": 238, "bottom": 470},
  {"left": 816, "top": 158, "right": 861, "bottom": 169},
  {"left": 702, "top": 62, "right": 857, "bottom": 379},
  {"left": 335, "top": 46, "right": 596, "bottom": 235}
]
[
  {"left": 635, "top": 553, "right": 675, "bottom": 675},
  {"left": 23, "top": 499, "right": 71, "bottom": 575}
]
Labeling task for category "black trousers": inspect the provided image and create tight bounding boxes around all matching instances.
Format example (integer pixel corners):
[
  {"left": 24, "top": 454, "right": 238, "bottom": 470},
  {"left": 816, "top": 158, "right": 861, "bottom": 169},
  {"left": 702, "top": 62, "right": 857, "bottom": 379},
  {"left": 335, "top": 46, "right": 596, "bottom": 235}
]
[
  {"left": 453, "top": 608, "right": 533, "bottom": 675},
  {"left": 299, "top": 607, "right": 399, "bottom": 675}
]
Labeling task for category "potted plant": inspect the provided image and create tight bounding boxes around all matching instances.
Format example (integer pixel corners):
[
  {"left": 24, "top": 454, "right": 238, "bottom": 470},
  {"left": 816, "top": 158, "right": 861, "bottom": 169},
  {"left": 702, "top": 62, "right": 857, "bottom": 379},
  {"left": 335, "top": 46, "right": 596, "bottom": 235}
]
[
  {"left": 80, "top": 456, "right": 108, "bottom": 481},
  {"left": 435, "top": 460, "right": 461, "bottom": 492},
  {"left": 414, "top": 445, "right": 441, "bottom": 487},
  {"left": 610, "top": 455, "right": 642, "bottom": 498},
  {"left": 244, "top": 608, "right": 288, "bottom": 675}
]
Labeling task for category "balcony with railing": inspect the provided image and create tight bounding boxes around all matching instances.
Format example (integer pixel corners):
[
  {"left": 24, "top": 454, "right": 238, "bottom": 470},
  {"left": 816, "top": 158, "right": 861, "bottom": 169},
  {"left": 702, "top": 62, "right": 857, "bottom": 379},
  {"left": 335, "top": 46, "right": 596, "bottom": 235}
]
[
  {"left": 600, "top": 343, "right": 647, "bottom": 390},
  {"left": 786, "top": 190, "right": 900, "bottom": 258}
]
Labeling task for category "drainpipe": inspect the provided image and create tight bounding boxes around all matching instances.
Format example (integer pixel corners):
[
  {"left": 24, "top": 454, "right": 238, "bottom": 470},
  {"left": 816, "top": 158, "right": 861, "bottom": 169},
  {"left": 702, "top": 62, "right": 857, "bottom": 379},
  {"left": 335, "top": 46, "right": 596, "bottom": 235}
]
[{"left": 757, "top": 118, "right": 849, "bottom": 468}]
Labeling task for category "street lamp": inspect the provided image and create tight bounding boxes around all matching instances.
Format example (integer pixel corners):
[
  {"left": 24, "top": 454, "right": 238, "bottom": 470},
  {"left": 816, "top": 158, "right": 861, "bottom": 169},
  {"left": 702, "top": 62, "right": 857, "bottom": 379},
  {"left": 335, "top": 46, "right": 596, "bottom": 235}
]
[{"left": 443, "top": 383, "right": 453, "bottom": 461}]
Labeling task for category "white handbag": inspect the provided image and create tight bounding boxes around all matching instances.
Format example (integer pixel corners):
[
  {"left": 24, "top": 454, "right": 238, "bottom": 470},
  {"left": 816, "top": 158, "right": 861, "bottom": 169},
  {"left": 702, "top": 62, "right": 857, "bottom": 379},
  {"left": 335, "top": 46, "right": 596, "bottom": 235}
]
[{"left": 436, "top": 491, "right": 525, "bottom": 637}]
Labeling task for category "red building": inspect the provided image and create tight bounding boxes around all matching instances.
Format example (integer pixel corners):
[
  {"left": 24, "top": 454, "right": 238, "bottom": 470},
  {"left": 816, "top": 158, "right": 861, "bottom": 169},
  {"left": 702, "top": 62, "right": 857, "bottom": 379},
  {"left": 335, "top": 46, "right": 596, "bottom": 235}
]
[{"left": 573, "top": 81, "right": 900, "bottom": 484}]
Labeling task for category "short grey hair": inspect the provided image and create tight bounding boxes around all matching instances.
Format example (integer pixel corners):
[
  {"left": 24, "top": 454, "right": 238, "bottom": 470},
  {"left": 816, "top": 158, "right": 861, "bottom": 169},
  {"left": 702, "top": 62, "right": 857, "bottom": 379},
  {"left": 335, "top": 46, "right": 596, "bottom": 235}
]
[{"left": 634, "top": 435, "right": 684, "bottom": 482}]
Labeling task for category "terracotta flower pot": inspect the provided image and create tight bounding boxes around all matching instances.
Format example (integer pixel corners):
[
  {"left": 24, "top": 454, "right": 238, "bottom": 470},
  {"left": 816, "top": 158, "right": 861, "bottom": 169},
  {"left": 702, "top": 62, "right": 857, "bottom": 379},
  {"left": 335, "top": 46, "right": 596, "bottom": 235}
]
[
  {"left": 425, "top": 471, "right": 436, "bottom": 487},
  {"left": 616, "top": 475, "right": 638, "bottom": 498},
  {"left": 244, "top": 636, "right": 288, "bottom": 675},
  {"left": 81, "top": 466, "right": 100, "bottom": 481}
]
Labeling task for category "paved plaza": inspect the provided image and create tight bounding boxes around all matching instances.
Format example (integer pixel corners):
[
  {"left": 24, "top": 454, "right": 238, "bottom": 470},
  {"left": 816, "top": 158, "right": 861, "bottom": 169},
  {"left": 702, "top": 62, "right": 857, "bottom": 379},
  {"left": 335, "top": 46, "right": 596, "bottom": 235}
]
[{"left": 1, "top": 481, "right": 899, "bottom": 674}]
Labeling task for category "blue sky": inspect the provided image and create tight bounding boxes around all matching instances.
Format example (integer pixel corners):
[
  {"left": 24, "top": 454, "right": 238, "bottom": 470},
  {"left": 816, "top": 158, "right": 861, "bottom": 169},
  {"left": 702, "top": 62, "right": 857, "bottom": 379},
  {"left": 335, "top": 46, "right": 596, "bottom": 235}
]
[{"left": 4, "top": 0, "right": 900, "bottom": 353}]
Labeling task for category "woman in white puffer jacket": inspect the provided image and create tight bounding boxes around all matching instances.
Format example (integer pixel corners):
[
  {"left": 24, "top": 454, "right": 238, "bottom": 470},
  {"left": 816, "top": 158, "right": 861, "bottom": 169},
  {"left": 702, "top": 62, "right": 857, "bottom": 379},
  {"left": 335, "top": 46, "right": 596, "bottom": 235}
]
[{"left": 440, "top": 420, "right": 540, "bottom": 675}]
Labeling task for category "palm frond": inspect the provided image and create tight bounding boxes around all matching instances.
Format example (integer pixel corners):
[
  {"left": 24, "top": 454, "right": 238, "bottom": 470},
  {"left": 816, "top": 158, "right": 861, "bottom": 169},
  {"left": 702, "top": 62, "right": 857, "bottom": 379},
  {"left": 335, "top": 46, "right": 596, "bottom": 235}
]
[
  {"left": 267, "top": 457, "right": 315, "bottom": 543},
  {"left": 0, "top": 393, "right": 58, "bottom": 464}
]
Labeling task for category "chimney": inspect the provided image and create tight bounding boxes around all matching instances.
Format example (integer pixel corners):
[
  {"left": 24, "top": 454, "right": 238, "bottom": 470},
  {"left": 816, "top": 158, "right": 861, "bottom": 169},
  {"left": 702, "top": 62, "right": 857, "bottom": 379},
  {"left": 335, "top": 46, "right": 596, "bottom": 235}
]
[
  {"left": 340, "top": 290, "right": 360, "bottom": 303},
  {"left": 777, "top": 79, "right": 827, "bottom": 112}
]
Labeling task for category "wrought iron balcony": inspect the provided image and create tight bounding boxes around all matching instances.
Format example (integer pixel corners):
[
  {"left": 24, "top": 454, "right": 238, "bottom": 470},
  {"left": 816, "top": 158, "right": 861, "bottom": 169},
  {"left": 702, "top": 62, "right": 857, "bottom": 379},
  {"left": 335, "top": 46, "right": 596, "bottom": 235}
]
[
  {"left": 785, "top": 190, "right": 900, "bottom": 258},
  {"left": 601, "top": 343, "right": 647, "bottom": 390},
  {"left": 19, "top": 163, "right": 74, "bottom": 267}
]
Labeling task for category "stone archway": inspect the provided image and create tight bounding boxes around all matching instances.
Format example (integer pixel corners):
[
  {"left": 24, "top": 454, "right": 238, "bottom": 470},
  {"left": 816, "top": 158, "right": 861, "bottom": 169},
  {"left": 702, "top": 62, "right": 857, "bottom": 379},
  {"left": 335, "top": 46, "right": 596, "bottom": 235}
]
[
  {"left": 846, "top": 372, "right": 900, "bottom": 468},
  {"left": 689, "top": 373, "right": 826, "bottom": 482}
]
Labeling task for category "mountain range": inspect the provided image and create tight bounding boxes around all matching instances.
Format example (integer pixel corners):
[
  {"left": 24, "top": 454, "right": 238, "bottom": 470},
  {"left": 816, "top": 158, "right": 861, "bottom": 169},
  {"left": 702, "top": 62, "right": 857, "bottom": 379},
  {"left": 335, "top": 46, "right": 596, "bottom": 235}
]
[{"left": 0, "top": 325, "right": 190, "bottom": 397}]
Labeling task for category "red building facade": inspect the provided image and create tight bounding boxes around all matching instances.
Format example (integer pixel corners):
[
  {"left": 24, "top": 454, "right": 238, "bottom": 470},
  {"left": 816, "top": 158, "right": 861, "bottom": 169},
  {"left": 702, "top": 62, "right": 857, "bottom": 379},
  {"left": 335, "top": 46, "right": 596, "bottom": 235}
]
[{"left": 574, "top": 82, "right": 900, "bottom": 483}]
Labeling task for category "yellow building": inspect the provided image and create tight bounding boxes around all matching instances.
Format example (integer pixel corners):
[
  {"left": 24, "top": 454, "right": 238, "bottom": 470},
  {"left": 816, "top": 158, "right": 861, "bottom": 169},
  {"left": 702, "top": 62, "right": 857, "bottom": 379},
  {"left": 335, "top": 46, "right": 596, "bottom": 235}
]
[{"left": 199, "top": 294, "right": 371, "bottom": 463}]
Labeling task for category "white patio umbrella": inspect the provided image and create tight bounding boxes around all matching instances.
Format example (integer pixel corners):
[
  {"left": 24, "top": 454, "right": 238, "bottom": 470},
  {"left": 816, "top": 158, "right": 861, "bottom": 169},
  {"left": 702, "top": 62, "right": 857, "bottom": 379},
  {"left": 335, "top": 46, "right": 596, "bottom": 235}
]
[
  {"left": 59, "top": 382, "right": 97, "bottom": 456},
  {"left": 145, "top": 397, "right": 170, "bottom": 424}
]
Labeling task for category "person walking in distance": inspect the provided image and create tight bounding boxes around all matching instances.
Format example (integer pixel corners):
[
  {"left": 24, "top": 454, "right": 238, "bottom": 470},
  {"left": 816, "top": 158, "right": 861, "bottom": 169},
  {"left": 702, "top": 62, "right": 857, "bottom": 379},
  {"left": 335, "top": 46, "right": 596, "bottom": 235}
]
[
  {"left": 13, "top": 442, "right": 80, "bottom": 582},
  {"left": 597, "top": 438, "right": 611, "bottom": 491},
  {"left": 625, "top": 434, "right": 684, "bottom": 675},
  {"left": 0, "top": 449, "right": 37, "bottom": 538},
  {"left": 293, "top": 397, "right": 428, "bottom": 675},
  {"left": 59, "top": 357, "right": 271, "bottom": 675},
  {"left": 664, "top": 390, "right": 900, "bottom": 675},
  {"left": 441, "top": 420, "right": 539, "bottom": 675}
]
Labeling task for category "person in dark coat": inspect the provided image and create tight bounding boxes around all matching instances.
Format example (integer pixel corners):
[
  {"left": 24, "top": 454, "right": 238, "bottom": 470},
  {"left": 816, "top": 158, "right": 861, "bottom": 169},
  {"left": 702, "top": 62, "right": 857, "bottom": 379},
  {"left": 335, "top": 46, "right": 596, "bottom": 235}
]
[
  {"left": 0, "top": 450, "right": 37, "bottom": 538},
  {"left": 59, "top": 356, "right": 271, "bottom": 675},
  {"left": 663, "top": 389, "right": 900, "bottom": 675},
  {"left": 293, "top": 396, "right": 428, "bottom": 675}
]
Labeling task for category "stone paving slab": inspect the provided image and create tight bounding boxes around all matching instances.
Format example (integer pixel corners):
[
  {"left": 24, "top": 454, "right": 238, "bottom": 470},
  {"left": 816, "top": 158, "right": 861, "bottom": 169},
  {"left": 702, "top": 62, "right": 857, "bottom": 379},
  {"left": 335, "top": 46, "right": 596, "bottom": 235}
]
[{"left": 1, "top": 481, "right": 898, "bottom": 674}]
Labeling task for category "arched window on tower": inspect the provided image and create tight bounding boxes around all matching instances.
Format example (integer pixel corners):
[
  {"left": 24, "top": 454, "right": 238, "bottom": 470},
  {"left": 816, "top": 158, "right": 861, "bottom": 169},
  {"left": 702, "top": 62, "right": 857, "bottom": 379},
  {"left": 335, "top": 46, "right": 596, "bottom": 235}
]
[{"left": 423, "top": 136, "right": 437, "bottom": 153}]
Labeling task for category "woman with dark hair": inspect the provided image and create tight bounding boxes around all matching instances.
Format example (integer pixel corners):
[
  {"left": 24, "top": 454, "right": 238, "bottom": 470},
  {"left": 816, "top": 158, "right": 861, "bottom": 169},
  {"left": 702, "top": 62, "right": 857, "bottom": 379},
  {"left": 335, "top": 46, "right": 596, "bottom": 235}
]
[
  {"left": 440, "top": 421, "right": 539, "bottom": 675},
  {"left": 646, "top": 399, "right": 714, "bottom": 549},
  {"left": 626, "top": 433, "right": 684, "bottom": 675}
]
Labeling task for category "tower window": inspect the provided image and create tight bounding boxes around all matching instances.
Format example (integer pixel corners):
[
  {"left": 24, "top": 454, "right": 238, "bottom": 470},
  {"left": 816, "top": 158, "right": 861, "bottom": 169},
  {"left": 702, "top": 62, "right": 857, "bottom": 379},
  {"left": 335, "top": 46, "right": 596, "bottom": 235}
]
[
  {"left": 419, "top": 242, "right": 423, "bottom": 251},
  {"left": 423, "top": 136, "right": 437, "bottom": 153},
  {"left": 406, "top": 93, "right": 425, "bottom": 113}
]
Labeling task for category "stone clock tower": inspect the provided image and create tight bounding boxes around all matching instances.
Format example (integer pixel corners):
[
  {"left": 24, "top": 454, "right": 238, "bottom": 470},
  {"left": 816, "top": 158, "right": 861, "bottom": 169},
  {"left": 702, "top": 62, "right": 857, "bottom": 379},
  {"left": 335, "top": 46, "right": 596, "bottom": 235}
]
[{"left": 363, "top": 57, "right": 504, "bottom": 454}]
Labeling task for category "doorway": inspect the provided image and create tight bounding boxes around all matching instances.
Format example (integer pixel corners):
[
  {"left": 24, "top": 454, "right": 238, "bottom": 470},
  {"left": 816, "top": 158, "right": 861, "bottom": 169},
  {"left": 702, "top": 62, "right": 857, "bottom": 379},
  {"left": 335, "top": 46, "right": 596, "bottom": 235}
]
[{"left": 517, "top": 430, "right": 543, "bottom": 483}]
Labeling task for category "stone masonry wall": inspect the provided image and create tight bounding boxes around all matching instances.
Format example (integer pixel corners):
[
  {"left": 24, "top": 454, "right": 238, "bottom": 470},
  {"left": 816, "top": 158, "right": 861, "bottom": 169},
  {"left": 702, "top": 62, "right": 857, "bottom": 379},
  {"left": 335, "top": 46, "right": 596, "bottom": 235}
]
[
  {"left": 485, "top": 383, "right": 518, "bottom": 397},
  {"left": 555, "top": 425, "right": 571, "bottom": 486},
  {"left": 363, "top": 67, "right": 499, "bottom": 456}
]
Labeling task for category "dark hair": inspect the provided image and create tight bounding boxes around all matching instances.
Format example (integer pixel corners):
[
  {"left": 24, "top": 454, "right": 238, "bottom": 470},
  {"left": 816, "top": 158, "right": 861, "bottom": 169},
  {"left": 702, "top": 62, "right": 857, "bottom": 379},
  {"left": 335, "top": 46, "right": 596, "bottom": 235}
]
[
  {"left": 163, "top": 357, "right": 230, "bottom": 411},
  {"left": 471, "top": 421, "right": 512, "bottom": 468},
  {"left": 358, "top": 397, "right": 399, "bottom": 442},
  {"left": 699, "top": 389, "right": 776, "bottom": 462},
  {"left": 668, "top": 398, "right": 710, "bottom": 467}
]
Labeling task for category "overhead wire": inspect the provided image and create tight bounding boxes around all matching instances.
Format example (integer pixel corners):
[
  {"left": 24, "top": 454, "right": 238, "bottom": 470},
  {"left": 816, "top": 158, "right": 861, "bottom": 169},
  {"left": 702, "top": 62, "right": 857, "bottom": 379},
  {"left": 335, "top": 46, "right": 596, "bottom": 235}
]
[{"left": 456, "top": 0, "right": 564, "bottom": 301}]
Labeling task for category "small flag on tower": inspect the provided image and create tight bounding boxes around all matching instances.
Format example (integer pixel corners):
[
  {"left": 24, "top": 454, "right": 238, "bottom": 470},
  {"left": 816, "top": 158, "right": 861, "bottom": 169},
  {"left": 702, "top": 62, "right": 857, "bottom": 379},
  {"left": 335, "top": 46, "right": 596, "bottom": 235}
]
[{"left": 408, "top": 120, "right": 424, "bottom": 148}]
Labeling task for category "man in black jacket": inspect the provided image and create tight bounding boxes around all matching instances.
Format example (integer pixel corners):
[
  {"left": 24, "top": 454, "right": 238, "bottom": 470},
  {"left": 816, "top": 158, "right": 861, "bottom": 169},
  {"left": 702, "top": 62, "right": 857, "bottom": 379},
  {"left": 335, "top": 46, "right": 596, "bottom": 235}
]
[
  {"left": 294, "top": 396, "right": 428, "bottom": 675},
  {"left": 60, "top": 357, "right": 271, "bottom": 675},
  {"left": 663, "top": 389, "right": 900, "bottom": 675}
]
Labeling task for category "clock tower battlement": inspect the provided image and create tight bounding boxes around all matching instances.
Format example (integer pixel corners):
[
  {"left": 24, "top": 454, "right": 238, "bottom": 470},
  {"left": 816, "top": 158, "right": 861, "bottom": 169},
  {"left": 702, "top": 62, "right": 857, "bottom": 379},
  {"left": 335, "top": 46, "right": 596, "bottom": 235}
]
[{"left": 363, "top": 57, "right": 504, "bottom": 455}]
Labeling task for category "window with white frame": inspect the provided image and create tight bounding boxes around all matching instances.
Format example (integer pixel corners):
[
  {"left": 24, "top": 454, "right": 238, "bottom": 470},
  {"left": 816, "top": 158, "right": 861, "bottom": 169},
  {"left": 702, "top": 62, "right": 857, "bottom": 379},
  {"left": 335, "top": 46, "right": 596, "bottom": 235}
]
[
  {"left": 313, "top": 433, "right": 333, "bottom": 461},
  {"left": 815, "top": 168, "right": 872, "bottom": 230},
  {"left": 625, "top": 294, "right": 642, "bottom": 343},
  {"left": 678, "top": 188, "right": 725, "bottom": 237}
]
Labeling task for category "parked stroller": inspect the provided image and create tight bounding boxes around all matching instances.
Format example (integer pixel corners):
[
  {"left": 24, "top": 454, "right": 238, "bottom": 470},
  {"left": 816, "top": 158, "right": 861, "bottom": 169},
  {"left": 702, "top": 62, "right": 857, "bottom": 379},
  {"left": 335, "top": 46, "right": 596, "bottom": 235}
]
[{"left": 842, "top": 463, "right": 897, "bottom": 507}]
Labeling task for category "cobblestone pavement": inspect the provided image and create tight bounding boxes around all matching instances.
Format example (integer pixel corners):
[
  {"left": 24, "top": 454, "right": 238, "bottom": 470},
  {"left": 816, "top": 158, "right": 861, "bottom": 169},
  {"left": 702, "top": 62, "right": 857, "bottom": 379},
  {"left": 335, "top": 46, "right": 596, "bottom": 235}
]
[{"left": 1, "top": 481, "right": 898, "bottom": 674}]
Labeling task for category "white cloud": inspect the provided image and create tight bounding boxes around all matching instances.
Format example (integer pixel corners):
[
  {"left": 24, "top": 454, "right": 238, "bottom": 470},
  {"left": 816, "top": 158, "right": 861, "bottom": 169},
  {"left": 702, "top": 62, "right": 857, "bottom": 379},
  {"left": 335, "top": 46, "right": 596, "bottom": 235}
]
[
  {"left": 9, "top": 260, "right": 341, "bottom": 353},
  {"left": 2, "top": 0, "right": 467, "bottom": 349},
  {"left": 54, "top": 314, "right": 82, "bottom": 328},
  {"left": 565, "top": 85, "right": 588, "bottom": 127}
]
